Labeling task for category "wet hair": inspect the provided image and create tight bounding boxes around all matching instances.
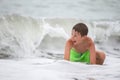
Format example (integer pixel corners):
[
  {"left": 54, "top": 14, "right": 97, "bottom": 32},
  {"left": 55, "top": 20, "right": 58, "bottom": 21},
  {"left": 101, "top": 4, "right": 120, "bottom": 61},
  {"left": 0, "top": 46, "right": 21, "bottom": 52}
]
[{"left": 72, "top": 23, "right": 88, "bottom": 37}]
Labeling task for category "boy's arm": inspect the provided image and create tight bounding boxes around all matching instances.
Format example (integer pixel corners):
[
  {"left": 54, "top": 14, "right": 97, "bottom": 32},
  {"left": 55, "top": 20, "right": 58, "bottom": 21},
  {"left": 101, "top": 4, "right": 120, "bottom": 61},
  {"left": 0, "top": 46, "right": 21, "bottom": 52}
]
[
  {"left": 64, "top": 39, "right": 73, "bottom": 60},
  {"left": 89, "top": 40, "right": 96, "bottom": 64}
]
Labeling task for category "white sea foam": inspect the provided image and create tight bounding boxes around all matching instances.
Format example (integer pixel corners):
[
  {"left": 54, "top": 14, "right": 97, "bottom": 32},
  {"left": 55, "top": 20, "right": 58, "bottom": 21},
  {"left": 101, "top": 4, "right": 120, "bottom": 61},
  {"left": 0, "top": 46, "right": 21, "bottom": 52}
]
[{"left": 0, "top": 57, "right": 120, "bottom": 80}]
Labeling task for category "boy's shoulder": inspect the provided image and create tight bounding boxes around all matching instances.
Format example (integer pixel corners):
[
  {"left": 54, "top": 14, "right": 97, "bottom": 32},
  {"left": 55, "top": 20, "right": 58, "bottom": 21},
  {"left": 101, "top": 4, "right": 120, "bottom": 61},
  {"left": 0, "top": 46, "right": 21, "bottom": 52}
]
[{"left": 82, "top": 36, "right": 94, "bottom": 45}]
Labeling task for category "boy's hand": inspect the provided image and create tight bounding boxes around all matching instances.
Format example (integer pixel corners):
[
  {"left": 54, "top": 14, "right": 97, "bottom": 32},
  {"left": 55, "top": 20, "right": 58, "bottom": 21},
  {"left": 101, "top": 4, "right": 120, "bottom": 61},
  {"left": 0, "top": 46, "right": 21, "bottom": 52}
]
[{"left": 67, "top": 38, "right": 73, "bottom": 48}]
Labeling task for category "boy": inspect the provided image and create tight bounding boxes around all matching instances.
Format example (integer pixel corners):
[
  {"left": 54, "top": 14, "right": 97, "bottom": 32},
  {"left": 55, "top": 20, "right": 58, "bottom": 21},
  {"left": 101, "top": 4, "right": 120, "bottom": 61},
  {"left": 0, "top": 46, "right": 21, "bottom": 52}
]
[{"left": 64, "top": 23, "right": 106, "bottom": 65}]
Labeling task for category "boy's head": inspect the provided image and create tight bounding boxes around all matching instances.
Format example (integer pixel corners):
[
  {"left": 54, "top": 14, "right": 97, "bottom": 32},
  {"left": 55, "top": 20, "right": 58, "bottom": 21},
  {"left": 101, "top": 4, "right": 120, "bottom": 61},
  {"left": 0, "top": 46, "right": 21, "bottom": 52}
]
[
  {"left": 72, "top": 23, "right": 88, "bottom": 37},
  {"left": 71, "top": 23, "right": 88, "bottom": 45}
]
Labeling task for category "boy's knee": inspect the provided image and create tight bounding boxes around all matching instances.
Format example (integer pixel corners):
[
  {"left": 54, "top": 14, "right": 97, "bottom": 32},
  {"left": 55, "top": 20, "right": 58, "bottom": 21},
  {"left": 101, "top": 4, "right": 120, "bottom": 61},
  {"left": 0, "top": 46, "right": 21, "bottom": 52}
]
[
  {"left": 101, "top": 52, "right": 106, "bottom": 60},
  {"left": 100, "top": 52, "right": 106, "bottom": 64},
  {"left": 96, "top": 51, "right": 106, "bottom": 65}
]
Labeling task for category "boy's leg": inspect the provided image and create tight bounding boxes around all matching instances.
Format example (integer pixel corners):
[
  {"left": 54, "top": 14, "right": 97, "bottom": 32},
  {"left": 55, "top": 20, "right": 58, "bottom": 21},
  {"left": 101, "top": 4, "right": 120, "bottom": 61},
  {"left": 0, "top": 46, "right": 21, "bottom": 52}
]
[{"left": 96, "top": 51, "right": 106, "bottom": 65}]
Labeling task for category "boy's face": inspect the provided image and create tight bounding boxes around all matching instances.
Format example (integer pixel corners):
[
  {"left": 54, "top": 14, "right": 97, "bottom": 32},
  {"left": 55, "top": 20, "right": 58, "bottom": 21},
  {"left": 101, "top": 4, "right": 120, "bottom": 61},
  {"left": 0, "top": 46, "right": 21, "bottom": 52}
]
[{"left": 71, "top": 29, "right": 82, "bottom": 45}]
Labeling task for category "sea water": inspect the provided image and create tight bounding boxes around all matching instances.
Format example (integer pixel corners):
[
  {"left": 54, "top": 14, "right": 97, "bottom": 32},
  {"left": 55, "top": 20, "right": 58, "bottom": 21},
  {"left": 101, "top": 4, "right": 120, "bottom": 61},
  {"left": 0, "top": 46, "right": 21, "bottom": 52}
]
[{"left": 0, "top": 0, "right": 120, "bottom": 80}]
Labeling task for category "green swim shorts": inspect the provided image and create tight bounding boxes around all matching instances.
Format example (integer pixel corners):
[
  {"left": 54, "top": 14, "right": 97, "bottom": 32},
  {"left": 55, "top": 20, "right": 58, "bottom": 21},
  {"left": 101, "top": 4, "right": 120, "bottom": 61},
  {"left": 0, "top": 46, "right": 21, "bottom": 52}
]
[{"left": 70, "top": 48, "right": 90, "bottom": 64}]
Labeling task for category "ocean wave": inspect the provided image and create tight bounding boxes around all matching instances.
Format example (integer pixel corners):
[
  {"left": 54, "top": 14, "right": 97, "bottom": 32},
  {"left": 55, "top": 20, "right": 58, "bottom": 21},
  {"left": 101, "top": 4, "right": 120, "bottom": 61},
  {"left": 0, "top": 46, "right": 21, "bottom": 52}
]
[{"left": 0, "top": 14, "right": 120, "bottom": 58}]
